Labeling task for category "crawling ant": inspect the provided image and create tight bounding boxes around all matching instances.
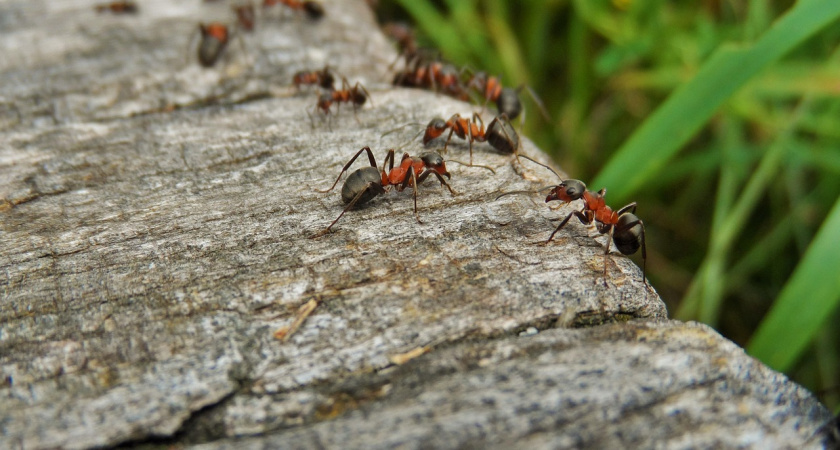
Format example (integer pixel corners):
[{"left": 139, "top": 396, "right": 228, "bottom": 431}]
[
  {"left": 263, "top": 0, "right": 324, "bottom": 20},
  {"left": 194, "top": 22, "right": 231, "bottom": 67},
  {"left": 310, "top": 146, "right": 456, "bottom": 237},
  {"left": 465, "top": 71, "right": 549, "bottom": 122},
  {"left": 311, "top": 78, "right": 371, "bottom": 127},
  {"left": 95, "top": 1, "right": 138, "bottom": 14},
  {"left": 504, "top": 156, "right": 647, "bottom": 285},
  {"left": 423, "top": 113, "right": 519, "bottom": 164},
  {"left": 293, "top": 65, "right": 335, "bottom": 91},
  {"left": 233, "top": 3, "right": 256, "bottom": 32}
]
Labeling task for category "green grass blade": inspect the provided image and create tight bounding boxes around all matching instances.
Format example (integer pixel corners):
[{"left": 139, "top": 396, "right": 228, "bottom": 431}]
[
  {"left": 591, "top": 0, "right": 840, "bottom": 205},
  {"left": 747, "top": 196, "right": 840, "bottom": 372}
]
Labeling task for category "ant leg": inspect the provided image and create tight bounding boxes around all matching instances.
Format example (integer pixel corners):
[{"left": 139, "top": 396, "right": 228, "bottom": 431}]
[
  {"left": 614, "top": 216, "right": 647, "bottom": 286},
  {"left": 520, "top": 84, "right": 552, "bottom": 123},
  {"left": 616, "top": 202, "right": 637, "bottom": 216},
  {"left": 383, "top": 149, "right": 396, "bottom": 173},
  {"left": 316, "top": 146, "right": 378, "bottom": 193},
  {"left": 417, "top": 170, "right": 458, "bottom": 196},
  {"left": 443, "top": 125, "right": 457, "bottom": 156},
  {"left": 400, "top": 166, "right": 423, "bottom": 224},
  {"left": 307, "top": 108, "right": 316, "bottom": 130},
  {"left": 547, "top": 210, "right": 589, "bottom": 243},
  {"left": 310, "top": 181, "right": 385, "bottom": 238},
  {"left": 603, "top": 226, "right": 614, "bottom": 286},
  {"left": 356, "top": 82, "right": 373, "bottom": 107},
  {"left": 547, "top": 212, "right": 575, "bottom": 243}
]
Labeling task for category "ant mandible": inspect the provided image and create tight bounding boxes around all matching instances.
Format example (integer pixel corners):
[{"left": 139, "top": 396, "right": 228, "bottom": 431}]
[
  {"left": 312, "top": 77, "right": 372, "bottom": 127},
  {"left": 310, "top": 146, "right": 456, "bottom": 238},
  {"left": 511, "top": 156, "right": 647, "bottom": 285},
  {"left": 423, "top": 113, "right": 520, "bottom": 164},
  {"left": 293, "top": 65, "right": 335, "bottom": 91},
  {"left": 263, "top": 0, "right": 324, "bottom": 20}
]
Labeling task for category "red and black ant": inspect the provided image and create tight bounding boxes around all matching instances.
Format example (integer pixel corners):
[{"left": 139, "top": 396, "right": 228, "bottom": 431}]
[
  {"left": 504, "top": 156, "right": 647, "bottom": 285},
  {"left": 233, "top": 3, "right": 256, "bottom": 32},
  {"left": 422, "top": 113, "right": 520, "bottom": 164},
  {"left": 310, "top": 146, "right": 456, "bottom": 238},
  {"left": 311, "top": 78, "right": 371, "bottom": 127},
  {"left": 95, "top": 1, "right": 138, "bottom": 14},
  {"left": 193, "top": 22, "right": 232, "bottom": 68},
  {"left": 465, "top": 71, "right": 549, "bottom": 122},
  {"left": 263, "top": 0, "right": 324, "bottom": 20},
  {"left": 293, "top": 65, "right": 335, "bottom": 91}
]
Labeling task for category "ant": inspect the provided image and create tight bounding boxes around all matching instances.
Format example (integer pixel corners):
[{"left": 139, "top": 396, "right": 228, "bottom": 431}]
[
  {"left": 233, "top": 3, "right": 256, "bottom": 32},
  {"left": 422, "top": 113, "right": 520, "bottom": 164},
  {"left": 95, "top": 1, "right": 138, "bottom": 14},
  {"left": 193, "top": 22, "right": 232, "bottom": 68},
  {"left": 263, "top": 0, "right": 324, "bottom": 20},
  {"left": 505, "top": 156, "right": 647, "bottom": 285},
  {"left": 311, "top": 78, "right": 371, "bottom": 127},
  {"left": 293, "top": 65, "right": 335, "bottom": 91},
  {"left": 310, "top": 146, "right": 456, "bottom": 238},
  {"left": 465, "top": 71, "right": 549, "bottom": 122}
]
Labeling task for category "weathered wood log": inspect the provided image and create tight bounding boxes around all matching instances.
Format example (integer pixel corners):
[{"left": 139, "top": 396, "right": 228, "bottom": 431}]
[{"left": 0, "top": 1, "right": 836, "bottom": 448}]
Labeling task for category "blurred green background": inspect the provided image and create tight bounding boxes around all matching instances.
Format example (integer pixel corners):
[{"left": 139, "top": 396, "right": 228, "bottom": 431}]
[{"left": 374, "top": 0, "right": 840, "bottom": 412}]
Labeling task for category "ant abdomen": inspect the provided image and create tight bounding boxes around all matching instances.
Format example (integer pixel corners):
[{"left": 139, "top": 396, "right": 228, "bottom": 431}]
[
  {"left": 486, "top": 116, "right": 519, "bottom": 154},
  {"left": 341, "top": 167, "right": 382, "bottom": 205},
  {"left": 614, "top": 213, "right": 643, "bottom": 255}
]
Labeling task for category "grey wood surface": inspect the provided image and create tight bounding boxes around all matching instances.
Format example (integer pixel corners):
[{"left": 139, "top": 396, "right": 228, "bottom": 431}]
[{"left": 0, "top": 1, "right": 835, "bottom": 449}]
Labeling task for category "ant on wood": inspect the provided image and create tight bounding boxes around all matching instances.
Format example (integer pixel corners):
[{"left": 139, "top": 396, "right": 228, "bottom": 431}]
[
  {"left": 310, "top": 78, "right": 372, "bottom": 128},
  {"left": 194, "top": 23, "right": 232, "bottom": 68},
  {"left": 95, "top": 1, "right": 138, "bottom": 14},
  {"left": 263, "top": 0, "right": 324, "bottom": 20},
  {"left": 500, "top": 156, "right": 647, "bottom": 285},
  {"left": 293, "top": 65, "right": 335, "bottom": 91},
  {"left": 422, "top": 113, "right": 520, "bottom": 164},
  {"left": 309, "top": 146, "right": 456, "bottom": 238}
]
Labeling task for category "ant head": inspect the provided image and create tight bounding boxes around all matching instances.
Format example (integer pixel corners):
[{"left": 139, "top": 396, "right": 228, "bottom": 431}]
[
  {"left": 545, "top": 179, "right": 586, "bottom": 203},
  {"left": 487, "top": 115, "right": 519, "bottom": 154},
  {"left": 303, "top": 1, "right": 325, "bottom": 19},
  {"left": 423, "top": 118, "right": 447, "bottom": 144},
  {"left": 496, "top": 88, "right": 522, "bottom": 120},
  {"left": 420, "top": 152, "right": 450, "bottom": 179}
]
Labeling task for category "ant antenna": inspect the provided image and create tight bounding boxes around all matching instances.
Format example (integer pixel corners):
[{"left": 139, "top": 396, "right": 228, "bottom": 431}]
[
  {"left": 494, "top": 185, "right": 554, "bottom": 201},
  {"left": 446, "top": 159, "right": 496, "bottom": 175},
  {"left": 380, "top": 121, "right": 425, "bottom": 139},
  {"left": 517, "top": 85, "right": 551, "bottom": 123},
  {"left": 517, "top": 154, "right": 563, "bottom": 181}
]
